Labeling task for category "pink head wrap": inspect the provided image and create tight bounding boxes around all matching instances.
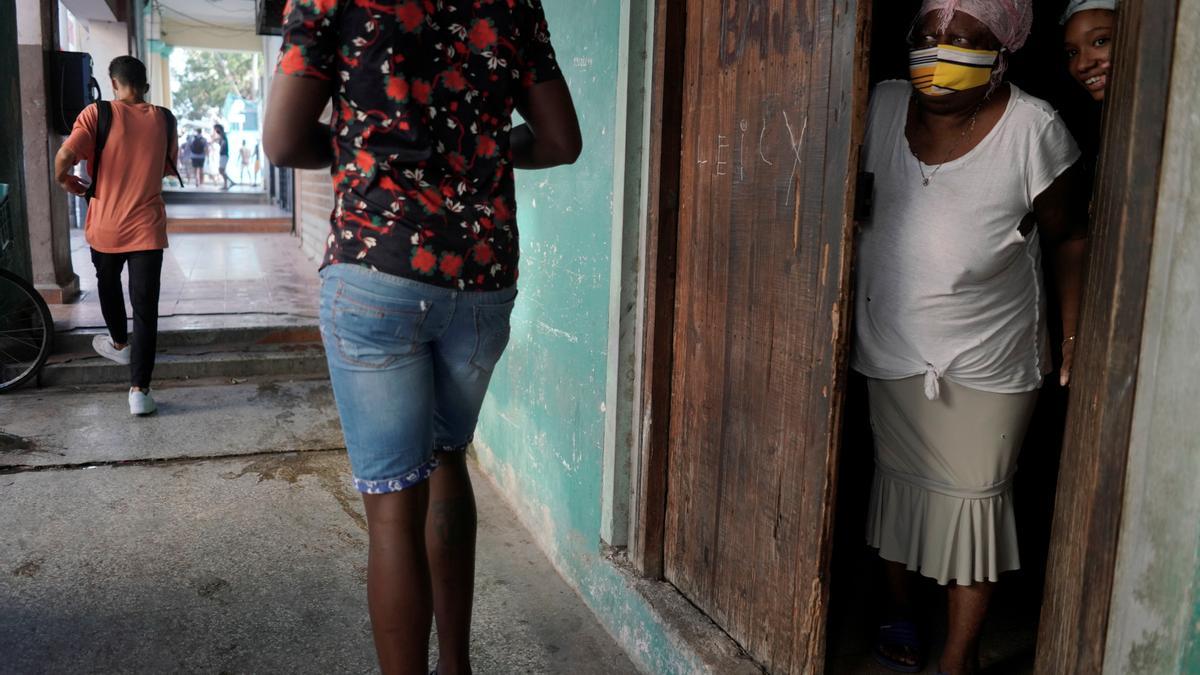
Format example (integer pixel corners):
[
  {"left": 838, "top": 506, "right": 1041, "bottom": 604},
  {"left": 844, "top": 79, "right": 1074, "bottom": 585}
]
[{"left": 917, "top": 0, "right": 1035, "bottom": 52}]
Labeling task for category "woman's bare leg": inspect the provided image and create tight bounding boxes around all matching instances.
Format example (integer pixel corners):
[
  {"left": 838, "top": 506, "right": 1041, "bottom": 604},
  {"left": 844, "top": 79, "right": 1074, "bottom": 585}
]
[
  {"left": 879, "top": 560, "right": 920, "bottom": 668},
  {"left": 425, "top": 451, "right": 478, "bottom": 675},
  {"left": 941, "top": 581, "right": 993, "bottom": 675},
  {"left": 362, "top": 484, "right": 434, "bottom": 675}
]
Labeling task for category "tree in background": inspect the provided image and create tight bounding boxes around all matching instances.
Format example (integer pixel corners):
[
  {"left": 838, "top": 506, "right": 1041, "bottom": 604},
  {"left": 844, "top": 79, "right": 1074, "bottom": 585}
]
[{"left": 172, "top": 50, "right": 260, "bottom": 121}]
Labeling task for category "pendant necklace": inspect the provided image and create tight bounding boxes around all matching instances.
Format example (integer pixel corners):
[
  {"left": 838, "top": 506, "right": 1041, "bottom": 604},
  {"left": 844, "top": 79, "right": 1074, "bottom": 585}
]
[{"left": 917, "top": 103, "right": 982, "bottom": 187}]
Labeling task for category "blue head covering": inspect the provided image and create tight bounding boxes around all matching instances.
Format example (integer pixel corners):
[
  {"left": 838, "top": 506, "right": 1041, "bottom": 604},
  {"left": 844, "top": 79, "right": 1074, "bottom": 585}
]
[{"left": 1061, "top": 0, "right": 1118, "bottom": 24}]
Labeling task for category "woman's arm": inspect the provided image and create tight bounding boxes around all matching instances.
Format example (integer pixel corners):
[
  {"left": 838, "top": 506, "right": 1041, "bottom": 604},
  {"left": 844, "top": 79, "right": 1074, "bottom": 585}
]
[
  {"left": 1032, "top": 162, "right": 1090, "bottom": 386},
  {"left": 263, "top": 76, "right": 336, "bottom": 169},
  {"left": 512, "top": 79, "right": 582, "bottom": 170}
]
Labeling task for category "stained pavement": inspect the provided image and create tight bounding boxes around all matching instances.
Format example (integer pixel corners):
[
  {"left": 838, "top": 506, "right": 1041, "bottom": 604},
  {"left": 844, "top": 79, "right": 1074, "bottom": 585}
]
[{"left": 0, "top": 376, "right": 636, "bottom": 674}]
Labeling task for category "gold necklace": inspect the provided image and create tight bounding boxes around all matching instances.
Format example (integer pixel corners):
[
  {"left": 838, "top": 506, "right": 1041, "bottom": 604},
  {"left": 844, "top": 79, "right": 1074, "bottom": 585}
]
[{"left": 917, "top": 104, "right": 982, "bottom": 187}]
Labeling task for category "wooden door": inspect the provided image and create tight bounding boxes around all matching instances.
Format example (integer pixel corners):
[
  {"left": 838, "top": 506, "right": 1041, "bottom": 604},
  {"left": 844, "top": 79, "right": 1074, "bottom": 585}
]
[
  {"left": 1036, "top": 0, "right": 1180, "bottom": 670},
  {"left": 662, "top": 1, "right": 869, "bottom": 672}
]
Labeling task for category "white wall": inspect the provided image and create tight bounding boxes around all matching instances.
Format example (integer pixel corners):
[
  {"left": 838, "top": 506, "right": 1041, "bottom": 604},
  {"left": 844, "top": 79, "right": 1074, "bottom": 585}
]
[
  {"left": 294, "top": 169, "right": 333, "bottom": 262},
  {"left": 161, "top": 21, "right": 262, "bottom": 52},
  {"left": 76, "top": 20, "right": 129, "bottom": 89},
  {"left": 16, "top": 0, "right": 42, "bottom": 45}
]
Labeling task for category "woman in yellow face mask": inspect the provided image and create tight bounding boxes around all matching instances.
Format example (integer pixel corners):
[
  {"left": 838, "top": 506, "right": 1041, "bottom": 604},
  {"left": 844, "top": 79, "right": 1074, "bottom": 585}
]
[{"left": 853, "top": 1, "right": 1090, "bottom": 673}]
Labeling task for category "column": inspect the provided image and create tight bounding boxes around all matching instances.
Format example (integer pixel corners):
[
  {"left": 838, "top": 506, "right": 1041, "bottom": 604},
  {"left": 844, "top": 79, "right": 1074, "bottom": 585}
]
[{"left": 16, "top": 0, "right": 80, "bottom": 303}]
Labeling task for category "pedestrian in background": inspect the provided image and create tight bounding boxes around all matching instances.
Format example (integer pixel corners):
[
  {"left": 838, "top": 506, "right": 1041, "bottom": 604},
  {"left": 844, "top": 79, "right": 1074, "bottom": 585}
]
[
  {"left": 238, "top": 139, "right": 252, "bottom": 184},
  {"left": 189, "top": 129, "right": 207, "bottom": 187},
  {"left": 54, "top": 55, "right": 179, "bottom": 416},
  {"left": 214, "top": 123, "right": 234, "bottom": 190}
]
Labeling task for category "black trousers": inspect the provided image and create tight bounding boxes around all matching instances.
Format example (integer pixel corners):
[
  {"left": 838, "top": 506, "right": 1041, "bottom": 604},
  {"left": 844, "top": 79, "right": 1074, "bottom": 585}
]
[{"left": 91, "top": 248, "right": 163, "bottom": 389}]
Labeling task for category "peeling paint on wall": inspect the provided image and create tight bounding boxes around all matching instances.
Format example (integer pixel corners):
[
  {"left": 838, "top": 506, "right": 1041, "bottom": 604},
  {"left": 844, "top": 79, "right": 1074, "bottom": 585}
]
[{"left": 468, "top": 1, "right": 719, "bottom": 672}]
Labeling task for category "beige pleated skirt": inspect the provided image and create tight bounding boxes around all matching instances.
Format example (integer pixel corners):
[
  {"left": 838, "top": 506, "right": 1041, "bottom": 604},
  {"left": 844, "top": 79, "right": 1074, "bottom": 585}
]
[{"left": 865, "top": 376, "right": 1039, "bottom": 585}]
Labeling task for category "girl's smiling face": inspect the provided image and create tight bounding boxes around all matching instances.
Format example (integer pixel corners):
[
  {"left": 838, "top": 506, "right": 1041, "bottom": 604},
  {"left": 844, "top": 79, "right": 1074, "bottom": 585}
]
[{"left": 1064, "top": 9, "right": 1115, "bottom": 101}]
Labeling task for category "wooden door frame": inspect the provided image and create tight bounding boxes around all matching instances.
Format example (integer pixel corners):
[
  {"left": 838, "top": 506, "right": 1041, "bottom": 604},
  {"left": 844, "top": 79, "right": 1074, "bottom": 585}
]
[
  {"left": 629, "top": 0, "right": 685, "bottom": 581},
  {"left": 633, "top": 0, "right": 1182, "bottom": 671},
  {"left": 1036, "top": 0, "right": 1181, "bottom": 671},
  {"left": 629, "top": 1, "right": 872, "bottom": 667}
]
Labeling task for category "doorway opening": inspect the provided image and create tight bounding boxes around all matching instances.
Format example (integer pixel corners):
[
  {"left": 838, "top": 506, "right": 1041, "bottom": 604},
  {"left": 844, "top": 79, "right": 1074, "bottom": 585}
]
[
  {"left": 824, "top": 1, "right": 1121, "bottom": 673},
  {"left": 46, "top": 1, "right": 319, "bottom": 380}
]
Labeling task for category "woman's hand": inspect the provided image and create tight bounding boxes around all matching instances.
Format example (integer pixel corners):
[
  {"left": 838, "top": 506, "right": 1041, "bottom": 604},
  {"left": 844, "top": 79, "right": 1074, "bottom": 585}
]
[
  {"left": 59, "top": 174, "right": 89, "bottom": 196},
  {"left": 1060, "top": 336, "right": 1076, "bottom": 387}
]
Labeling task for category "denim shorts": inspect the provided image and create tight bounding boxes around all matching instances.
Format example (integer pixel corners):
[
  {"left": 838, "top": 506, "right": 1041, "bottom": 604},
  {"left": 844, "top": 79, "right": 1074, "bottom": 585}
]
[{"left": 318, "top": 263, "right": 516, "bottom": 494}]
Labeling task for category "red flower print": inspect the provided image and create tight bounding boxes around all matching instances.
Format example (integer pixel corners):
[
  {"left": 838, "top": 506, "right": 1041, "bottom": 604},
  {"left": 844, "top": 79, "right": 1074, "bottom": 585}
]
[
  {"left": 355, "top": 150, "right": 375, "bottom": 175},
  {"left": 417, "top": 187, "right": 443, "bottom": 213},
  {"left": 468, "top": 19, "right": 498, "bottom": 51},
  {"left": 472, "top": 242, "right": 495, "bottom": 265},
  {"left": 476, "top": 135, "right": 498, "bottom": 158},
  {"left": 278, "top": 0, "right": 563, "bottom": 290},
  {"left": 442, "top": 69, "right": 467, "bottom": 92},
  {"left": 386, "top": 76, "right": 409, "bottom": 102},
  {"left": 279, "top": 46, "right": 306, "bottom": 75},
  {"left": 397, "top": 1, "right": 424, "bottom": 32},
  {"left": 411, "top": 79, "right": 433, "bottom": 104},
  {"left": 439, "top": 253, "right": 464, "bottom": 279},
  {"left": 411, "top": 246, "right": 437, "bottom": 275},
  {"left": 493, "top": 197, "right": 512, "bottom": 222}
]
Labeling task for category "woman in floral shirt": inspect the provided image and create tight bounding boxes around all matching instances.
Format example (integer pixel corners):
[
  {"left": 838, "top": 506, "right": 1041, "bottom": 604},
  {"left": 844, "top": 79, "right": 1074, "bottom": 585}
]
[{"left": 265, "top": 1, "right": 581, "bottom": 672}]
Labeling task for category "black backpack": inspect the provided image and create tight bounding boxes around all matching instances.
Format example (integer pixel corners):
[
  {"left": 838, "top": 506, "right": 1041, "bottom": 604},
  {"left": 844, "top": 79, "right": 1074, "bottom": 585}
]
[
  {"left": 84, "top": 101, "right": 185, "bottom": 202},
  {"left": 190, "top": 134, "right": 207, "bottom": 155}
]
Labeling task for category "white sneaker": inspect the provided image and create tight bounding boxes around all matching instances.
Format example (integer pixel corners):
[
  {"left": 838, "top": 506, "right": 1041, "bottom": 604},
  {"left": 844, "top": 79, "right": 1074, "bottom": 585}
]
[
  {"left": 129, "top": 388, "right": 157, "bottom": 416},
  {"left": 93, "top": 334, "right": 131, "bottom": 365}
]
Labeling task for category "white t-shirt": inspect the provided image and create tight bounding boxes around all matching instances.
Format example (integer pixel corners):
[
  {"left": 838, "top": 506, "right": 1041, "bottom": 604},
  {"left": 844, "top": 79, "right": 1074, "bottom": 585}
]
[{"left": 852, "top": 80, "right": 1080, "bottom": 400}]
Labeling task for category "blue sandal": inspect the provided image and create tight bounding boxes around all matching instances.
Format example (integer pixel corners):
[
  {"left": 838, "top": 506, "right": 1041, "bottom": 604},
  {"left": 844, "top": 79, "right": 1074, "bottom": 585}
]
[{"left": 874, "top": 619, "right": 924, "bottom": 673}]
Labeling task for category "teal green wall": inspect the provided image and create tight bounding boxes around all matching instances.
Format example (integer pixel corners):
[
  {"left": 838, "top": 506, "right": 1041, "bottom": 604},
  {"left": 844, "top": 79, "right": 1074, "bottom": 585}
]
[{"left": 472, "top": 1, "right": 702, "bottom": 672}]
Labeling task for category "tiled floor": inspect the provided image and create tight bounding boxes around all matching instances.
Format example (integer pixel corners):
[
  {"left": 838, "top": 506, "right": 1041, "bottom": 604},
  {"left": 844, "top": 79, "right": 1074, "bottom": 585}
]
[
  {"left": 166, "top": 203, "right": 292, "bottom": 221},
  {"left": 53, "top": 230, "right": 321, "bottom": 333},
  {"left": 164, "top": 184, "right": 266, "bottom": 196}
]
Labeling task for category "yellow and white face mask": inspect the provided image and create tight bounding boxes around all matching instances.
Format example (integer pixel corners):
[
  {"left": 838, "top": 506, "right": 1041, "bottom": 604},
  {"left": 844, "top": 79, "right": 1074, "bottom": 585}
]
[{"left": 909, "top": 44, "right": 999, "bottom": 96}]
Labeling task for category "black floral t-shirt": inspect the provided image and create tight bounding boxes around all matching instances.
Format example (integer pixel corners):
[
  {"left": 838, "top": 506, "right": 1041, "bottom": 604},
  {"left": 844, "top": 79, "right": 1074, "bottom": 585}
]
[{"left": 278, "top": 0, "right": 562, "bottom": 290}]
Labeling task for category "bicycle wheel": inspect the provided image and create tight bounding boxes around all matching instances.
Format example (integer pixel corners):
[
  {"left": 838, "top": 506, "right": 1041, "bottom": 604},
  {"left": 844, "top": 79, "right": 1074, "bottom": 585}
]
[{"left": 0, "top": 268, "right": 53, "bottom": 393}]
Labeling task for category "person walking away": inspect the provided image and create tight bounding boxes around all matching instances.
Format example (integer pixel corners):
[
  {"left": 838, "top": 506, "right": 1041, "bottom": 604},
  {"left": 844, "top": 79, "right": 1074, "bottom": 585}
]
[
  {"left": 180, "top": 136, "right": 193, "bottom": 182},
  {"left": 214, "top": 123, "right": 234, "bottom": 190},
  {"left": 265, "top": 2, "right": 581, "bottom": 673},
  {"left": 190, "top": 130, "right": 207, "bottom": 187},
  {"left": 252, "top": 143, "right": 261, "bottom": 186},
  {"left": 238, "top": 139, "right": 252, "bottom": 184},
  {"left": 54, "top": 55, "right": 181, "bottom": 415}
]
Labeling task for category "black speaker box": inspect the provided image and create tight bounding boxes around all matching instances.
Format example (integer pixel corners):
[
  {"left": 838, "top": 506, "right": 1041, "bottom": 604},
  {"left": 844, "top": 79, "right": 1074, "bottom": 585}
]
[
  {"left": 50, "top": 51, "right": 100, "bottom": 135},
  {"left": 256, "top": 0, "right": 285, "bottom": 36}
]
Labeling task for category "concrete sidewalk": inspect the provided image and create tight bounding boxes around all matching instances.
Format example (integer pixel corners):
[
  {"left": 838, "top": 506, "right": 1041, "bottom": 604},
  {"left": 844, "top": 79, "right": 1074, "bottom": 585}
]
[{"left": 0, "top": 378, "right": 636, "bottom": 674}]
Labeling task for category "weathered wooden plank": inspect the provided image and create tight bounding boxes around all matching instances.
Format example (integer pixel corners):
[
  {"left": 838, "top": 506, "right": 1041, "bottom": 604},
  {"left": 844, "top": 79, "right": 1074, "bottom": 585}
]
[
  {"left": 789, "top": 0, "right": 871, "bottom": 671},
  {"left": 661, "top": 1, "right": 868, "bottom": 672},
  {"left": 1035, "top": 0, "right": 1180, "bottom": 671},
  {"left": 631, "top": 0, "right": 686, "bottom": 580}
]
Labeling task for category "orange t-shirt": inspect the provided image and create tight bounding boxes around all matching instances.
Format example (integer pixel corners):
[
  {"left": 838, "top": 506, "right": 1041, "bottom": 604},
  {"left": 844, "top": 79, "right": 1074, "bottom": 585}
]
[{"left": 63, "top": 102, "right": 177, "bottom": 253}]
